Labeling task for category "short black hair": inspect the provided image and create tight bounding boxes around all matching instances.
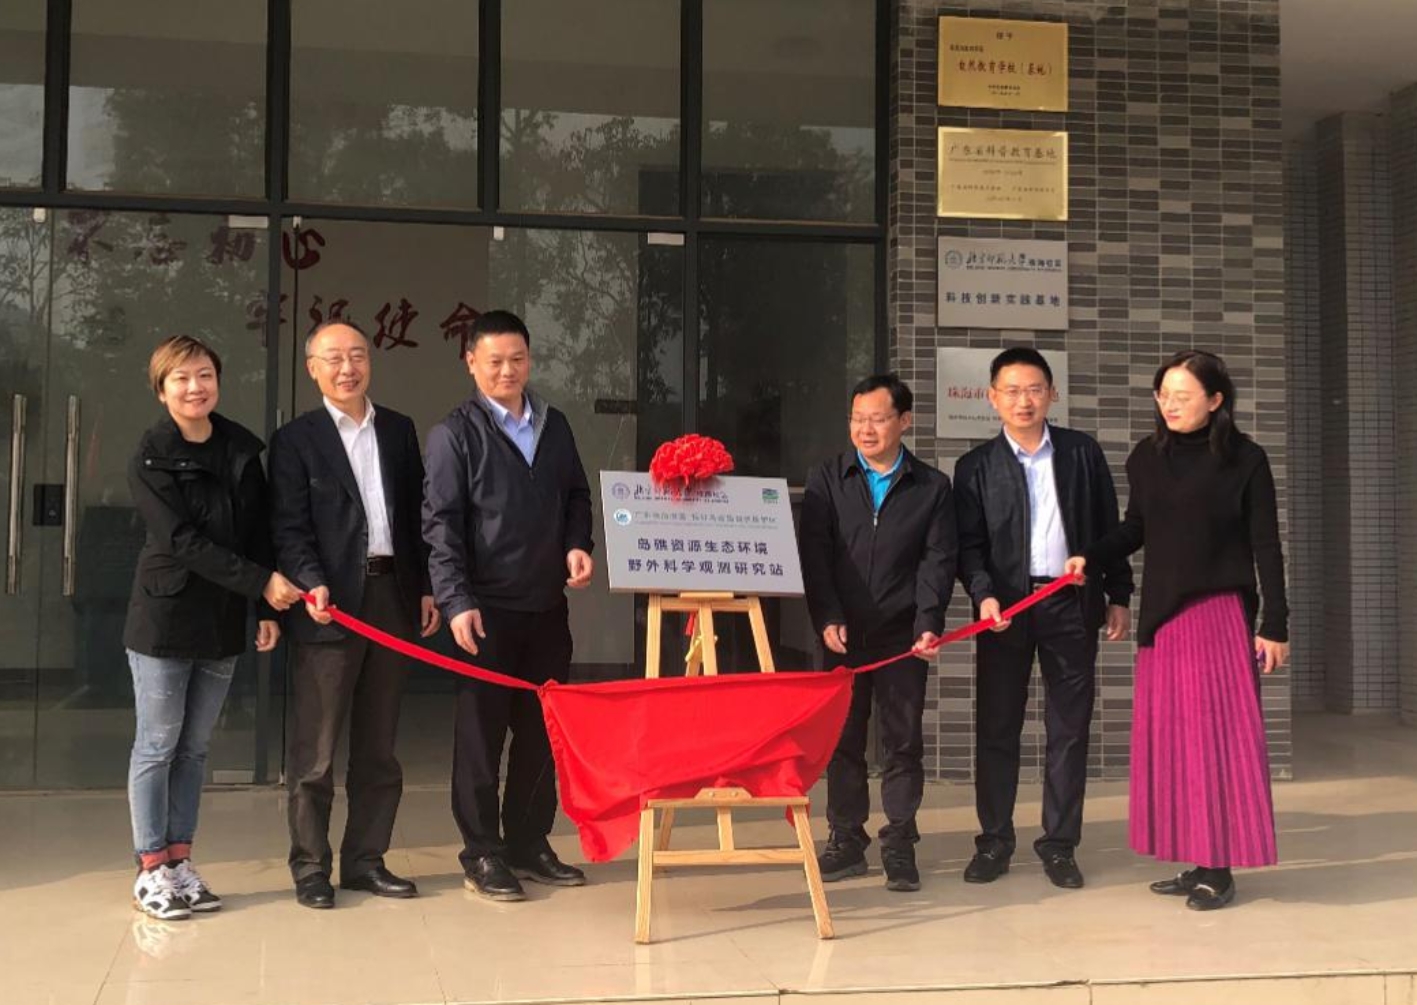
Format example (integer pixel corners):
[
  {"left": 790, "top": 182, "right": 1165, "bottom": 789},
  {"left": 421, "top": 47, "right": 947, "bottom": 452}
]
[
  {"left": 467, "top": 309, "right": 531, "bottom": 351},
  {"left": 989, "top": 346, "right": 1053, "bottom": 386},
  {"left": 850, "top": 373, "right": 913, "bottom": 415}
]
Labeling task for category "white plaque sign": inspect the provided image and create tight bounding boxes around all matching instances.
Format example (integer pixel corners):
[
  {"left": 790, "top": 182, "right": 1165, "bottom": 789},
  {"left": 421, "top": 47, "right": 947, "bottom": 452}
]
[
  {"left": 937, "top": 237, "right": 1068, "bottom": 330},
  {"left": 935, "top": 347, "right": 1069, "bottom": 439},
  {"left": 599, "top": 473, "right": 804, "bottom": 596}
]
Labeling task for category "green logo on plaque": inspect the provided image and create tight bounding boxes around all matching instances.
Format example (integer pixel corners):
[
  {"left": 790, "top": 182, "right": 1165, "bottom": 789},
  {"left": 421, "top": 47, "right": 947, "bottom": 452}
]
[{"left": 762, "top": 488, "right": 780, "bottom": 503}]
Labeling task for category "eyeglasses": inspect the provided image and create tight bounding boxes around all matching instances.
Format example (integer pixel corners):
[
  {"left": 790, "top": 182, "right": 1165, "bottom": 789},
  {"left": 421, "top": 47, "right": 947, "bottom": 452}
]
[
  {"left": 1153, "top": 391, "right": 1197, "bottom": 407},
  {"left": 994, "top": 385, "right": 1049, "bottom": 403},
  {"left": 848, "top": 412, "right": 899, "bottom": 428},
  {"left": 309, "top": 351, "right": 369, "bottom": 368}
]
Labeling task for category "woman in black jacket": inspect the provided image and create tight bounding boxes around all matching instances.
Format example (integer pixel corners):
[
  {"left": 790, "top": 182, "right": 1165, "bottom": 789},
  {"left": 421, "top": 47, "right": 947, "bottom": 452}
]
[
  {"left": 123, "top": 335, "right": 302, "bottom": 920},
  {"left": 1067, "top": 350, "right": 1288, "bottom": 912}
]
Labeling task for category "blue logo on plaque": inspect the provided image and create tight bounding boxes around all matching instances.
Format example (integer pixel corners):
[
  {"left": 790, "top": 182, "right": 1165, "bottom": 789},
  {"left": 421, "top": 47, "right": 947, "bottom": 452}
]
[
  {"left": 613, "top": 508, "right": 632, "bottom": 526},
  {"left": 761, "top": 488, "right": 780, "bottom": 503}
]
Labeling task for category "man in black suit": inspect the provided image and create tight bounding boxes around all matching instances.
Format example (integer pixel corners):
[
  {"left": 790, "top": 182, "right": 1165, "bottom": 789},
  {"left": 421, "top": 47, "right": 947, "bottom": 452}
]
[
  {"left": 269, "top": 320, "right": 440, "bottom": 909},
  {"left": 953, "top": 347, "right": 1133, "bottom": 890}
]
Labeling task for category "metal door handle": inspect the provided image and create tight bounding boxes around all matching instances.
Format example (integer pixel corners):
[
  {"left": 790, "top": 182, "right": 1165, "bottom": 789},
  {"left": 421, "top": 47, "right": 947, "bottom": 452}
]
[
  {"left": 62, "top": 395, "right": 79, "bottom": 597},
  {"left": 6, "top": 394, "right": 25, "bottom": 594}
]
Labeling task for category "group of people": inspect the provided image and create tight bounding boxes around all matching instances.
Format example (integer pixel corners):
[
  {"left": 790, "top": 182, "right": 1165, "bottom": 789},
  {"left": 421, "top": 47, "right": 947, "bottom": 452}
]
[
  {"left": 119, "top": 313, "right": 1287, "bottom": 924},
  {"left": 804, "top": 347, "right": 1287, "bottom": 912},
  {"left": 124, "top": 310, "right": 592, "bottom": 920}
]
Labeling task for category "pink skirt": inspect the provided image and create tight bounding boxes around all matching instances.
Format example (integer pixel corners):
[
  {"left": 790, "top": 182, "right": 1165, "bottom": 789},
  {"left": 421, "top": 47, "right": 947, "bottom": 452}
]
[{"left": 1129, "top": 592, "right": 1277, "bottom": 868}]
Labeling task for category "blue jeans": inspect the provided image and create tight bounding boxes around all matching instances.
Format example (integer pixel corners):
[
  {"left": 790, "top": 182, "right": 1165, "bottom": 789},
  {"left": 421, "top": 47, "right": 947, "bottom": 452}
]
[{"left": 127, "top": 650, "right": 238, "bottom": 858}]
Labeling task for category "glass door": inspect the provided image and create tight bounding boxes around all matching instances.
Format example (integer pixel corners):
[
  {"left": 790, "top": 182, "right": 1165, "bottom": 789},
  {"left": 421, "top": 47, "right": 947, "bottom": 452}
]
[
  {"left": 0, "top": 207, "right": 274, "bottom": 788},
  {"left": 0, "top": 207, "right": 48, "bottom": 788}
]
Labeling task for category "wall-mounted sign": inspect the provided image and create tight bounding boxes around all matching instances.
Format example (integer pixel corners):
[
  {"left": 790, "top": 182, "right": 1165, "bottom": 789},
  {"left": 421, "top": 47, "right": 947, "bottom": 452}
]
[
  {"left": 938, "top": 237, "right": 1068, "bottom": 330},
  {"left": 938, "top": 16, "right": 1068, "bottom": 111},
  {"left": 937, "top": 127, "right": 1068, "bottom": 220},
  {"left": 599, "top": 473, "right": 804, "bottom": 597},
  {"left": 936, "top": 347, "right": 1070, "bottom": 440}
]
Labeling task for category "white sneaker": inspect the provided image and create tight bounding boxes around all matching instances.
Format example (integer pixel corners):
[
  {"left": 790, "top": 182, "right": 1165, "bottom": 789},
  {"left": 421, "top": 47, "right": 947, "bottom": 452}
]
[
  {"left": 133, "top": 865, "right": 192, "bottom": 921},
  {"left": 170, "top": 859, "right": 222, "bottom": 912}
]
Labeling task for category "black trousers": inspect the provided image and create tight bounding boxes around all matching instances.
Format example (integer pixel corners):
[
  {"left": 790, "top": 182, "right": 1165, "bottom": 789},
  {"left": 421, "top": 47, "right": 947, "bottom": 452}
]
[
  {"left": 287, "top": 574, "right": 410, "bottom": 882},
  {"left": 826, "top": 652, "right": 928, "bottom": 851},
  {"left": 974, "top": 587, "right": 1098, "bottom": 858},
  {"left": 451, "top": 601, "right": 571, "bottom": 869}
]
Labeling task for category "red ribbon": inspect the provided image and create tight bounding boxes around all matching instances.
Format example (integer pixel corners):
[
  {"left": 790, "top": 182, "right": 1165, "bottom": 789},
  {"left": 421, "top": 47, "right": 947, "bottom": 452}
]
[{"left": 299, "top": 573, "right": 1083, "bottom": 686}]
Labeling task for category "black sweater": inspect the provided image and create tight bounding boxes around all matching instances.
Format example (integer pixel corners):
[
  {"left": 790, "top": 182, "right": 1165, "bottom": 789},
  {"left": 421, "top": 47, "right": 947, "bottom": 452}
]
[{"left": 1083, "top": 427, "right": 1287, "bottom": 646}]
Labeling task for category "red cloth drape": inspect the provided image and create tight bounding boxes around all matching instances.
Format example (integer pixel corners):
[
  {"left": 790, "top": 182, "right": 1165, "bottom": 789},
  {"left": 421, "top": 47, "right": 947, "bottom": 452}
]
[{"left": 541, "top": 670, "right": 852, "bottom": 861}]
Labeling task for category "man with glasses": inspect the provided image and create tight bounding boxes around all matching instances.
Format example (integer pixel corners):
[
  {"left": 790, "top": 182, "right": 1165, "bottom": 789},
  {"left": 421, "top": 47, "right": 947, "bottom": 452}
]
[
  {"left": 801, "top": 374, "right": 957, "bottom": 892},
  {"left": 953, "top": 347, "right": 1133, "bottom": 890},
  {"left": 269, "top": 320, "right": 440, "bottom": 909}
]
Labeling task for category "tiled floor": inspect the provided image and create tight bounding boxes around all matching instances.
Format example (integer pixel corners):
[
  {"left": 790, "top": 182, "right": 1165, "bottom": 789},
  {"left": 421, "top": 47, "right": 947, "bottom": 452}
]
[{"left": 1, "top": 713, "right": 1414, "bottom": 1005}]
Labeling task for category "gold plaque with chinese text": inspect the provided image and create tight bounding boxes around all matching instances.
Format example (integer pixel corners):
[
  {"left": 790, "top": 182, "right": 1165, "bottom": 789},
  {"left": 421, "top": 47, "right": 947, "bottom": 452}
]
[
  {"left": 936, "top": 127, "right": 1068, "bottom": 220},
  {"left": 938, "top": 16, "right": 1067, "bottom": 111}
]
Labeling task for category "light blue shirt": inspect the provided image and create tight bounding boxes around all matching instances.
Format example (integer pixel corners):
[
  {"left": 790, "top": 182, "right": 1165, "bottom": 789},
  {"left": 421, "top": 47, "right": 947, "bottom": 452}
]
[
  {"left": 1003, "top": 425, "right": 1069, "bottom": 577},
  {"left": 856, "top": 449, "right": 904, "bottom": 514},
  {"left": 483, "top": 393, "right": 536, "bottom": 466}
]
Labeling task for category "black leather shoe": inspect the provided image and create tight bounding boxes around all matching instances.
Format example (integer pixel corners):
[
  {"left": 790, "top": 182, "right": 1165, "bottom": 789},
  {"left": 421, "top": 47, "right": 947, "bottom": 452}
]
[
  {"left": 295, "top": 873, "right": 335, "bottom": 909},
  {"left": 340, "top": 866, "right": 418, "bottom": 899},
  {"left": 881, "top": 846, "right": 921, "bottom": 892},
  {"left": 963, "top": 847, "right": 1011, "bottom": 884},
  {"left": 817, "top": 841, "right": 868, "bottom": 882},
  {"left": 463, "top": 855, "right": 526, "bottom": 902},
  {"left": 508, "top": 848, "right": 587, "bottom": 887},
  {"left": 1186, "top": 876, "right": 1236, "bottom": 911},
  {"left": 1041, "top": 853, "right": 1084, "bottom": 889},
  {"left": 1150, "top": 869, "right": 1200, "bottom": 896}
]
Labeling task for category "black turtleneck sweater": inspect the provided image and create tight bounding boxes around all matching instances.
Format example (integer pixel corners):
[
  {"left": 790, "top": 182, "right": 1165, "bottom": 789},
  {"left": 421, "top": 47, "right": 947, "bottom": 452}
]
[{"left": 1083, "top": 427, "right": 1287, "bottom": 646}]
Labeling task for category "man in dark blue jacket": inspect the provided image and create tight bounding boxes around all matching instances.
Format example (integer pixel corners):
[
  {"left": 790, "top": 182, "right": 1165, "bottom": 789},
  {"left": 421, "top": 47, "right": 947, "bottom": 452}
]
[
  {"left": 423, "top": 310, "right": 594, "bottom": 902},
  {"left": 800, "top": 374, "right": 957, "bottom": 893}
]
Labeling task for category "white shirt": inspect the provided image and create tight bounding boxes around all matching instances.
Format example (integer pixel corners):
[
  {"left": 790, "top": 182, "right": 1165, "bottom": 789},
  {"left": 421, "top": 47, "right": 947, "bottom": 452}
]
[
  {"left": 1003, "top": 425, "right": 1069, "bottom": 577},
  {"left": 323, "top": 397, "right": 393, "bottom": 558}
]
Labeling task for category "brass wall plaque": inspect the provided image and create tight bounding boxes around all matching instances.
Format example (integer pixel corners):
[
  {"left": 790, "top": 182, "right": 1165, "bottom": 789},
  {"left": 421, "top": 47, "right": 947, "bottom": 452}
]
[
  {"left": 936, "top": 127, "right": 1068, "bottom": 221},
  {"left": 938, "top": 16, "right": 1068, "bottom": 112}
]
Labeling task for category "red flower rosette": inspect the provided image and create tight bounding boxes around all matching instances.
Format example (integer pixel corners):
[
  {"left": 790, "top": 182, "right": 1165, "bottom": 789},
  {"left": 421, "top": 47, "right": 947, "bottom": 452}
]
[{"left": 649, "top": 434, "right": 734, "bottom": 494}]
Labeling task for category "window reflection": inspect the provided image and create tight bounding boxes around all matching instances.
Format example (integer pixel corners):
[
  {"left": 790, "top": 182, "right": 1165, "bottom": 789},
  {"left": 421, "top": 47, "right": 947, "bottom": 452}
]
[
  {"left": 501, "top": 0, "right": 680, "bottom": 215},
  {"left": 67, "top": 0, "right": 266, "bottom": 196},
  {"left": 290, "top": 1, "right": 479, "bottom": 208},
  {"left": 703, "top": 0, "right": 876, "bottom": 222},
  {"left": 0, "top": 1, "right": 45, "bottom": 188}
]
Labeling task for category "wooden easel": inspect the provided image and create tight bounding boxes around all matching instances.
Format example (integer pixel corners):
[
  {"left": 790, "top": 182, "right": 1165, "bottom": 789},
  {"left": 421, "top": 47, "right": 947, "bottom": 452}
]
[{"left": 634, "top": 591, "right": 833, "bottom": 944}]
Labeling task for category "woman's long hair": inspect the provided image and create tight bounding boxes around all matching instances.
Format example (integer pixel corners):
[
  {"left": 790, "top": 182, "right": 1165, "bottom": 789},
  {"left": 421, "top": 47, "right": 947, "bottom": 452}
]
[{"left": 1151, "top": 349, "right": 1241, "bottom": 461}]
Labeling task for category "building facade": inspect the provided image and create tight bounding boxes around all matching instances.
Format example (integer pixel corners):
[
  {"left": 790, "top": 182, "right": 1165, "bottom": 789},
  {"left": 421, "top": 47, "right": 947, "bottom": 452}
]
[{"left": 0, "top": 0, "right": 1408, "bottom": 792}]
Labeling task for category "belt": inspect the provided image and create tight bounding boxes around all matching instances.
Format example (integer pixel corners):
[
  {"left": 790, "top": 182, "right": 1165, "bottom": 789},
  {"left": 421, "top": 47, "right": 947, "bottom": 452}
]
[
  {"left": 1030, "top": 575, "right": 1066, "bottom": 586},
  {"left": 365, "top": 555, "right": 395, "bottom": 576}
]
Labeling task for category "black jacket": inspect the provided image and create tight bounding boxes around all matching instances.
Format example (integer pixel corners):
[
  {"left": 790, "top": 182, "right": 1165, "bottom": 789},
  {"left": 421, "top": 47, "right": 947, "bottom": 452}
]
[
  {"left": 954, "top": 425, "right": 1133, "bottom": 632},
  {"left": 423, "top": 390, "right": 594, "bottom": 618},
  {"left": 123, "top": 413, "right": 274, "bottom": 660},
  {"left": 799, "top": 448, "right": 957, "bottom": 652},
  {"left": 268, "top": 403, "right": 431, "bottom": 645}
]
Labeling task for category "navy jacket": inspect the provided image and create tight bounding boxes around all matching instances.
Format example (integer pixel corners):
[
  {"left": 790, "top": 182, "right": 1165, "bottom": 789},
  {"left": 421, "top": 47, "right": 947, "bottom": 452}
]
[
  {"left": 268, "top": 403, "right": 430, "bottom": 645},
  {"left": 423, "top": 390, "right": 593, "bottom": 618},
  {"left": 799, "top": 448, "right": 957, "bottom": 652}
]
